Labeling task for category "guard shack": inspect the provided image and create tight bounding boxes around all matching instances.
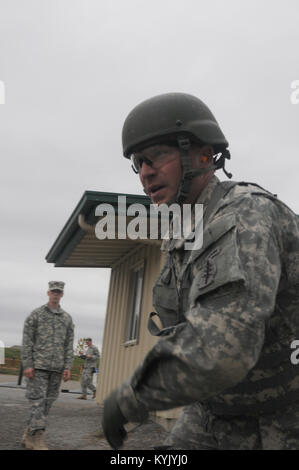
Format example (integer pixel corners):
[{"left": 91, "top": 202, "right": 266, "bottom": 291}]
[{"left": 46, "top": 191, "right": 181, "bottom": 429}]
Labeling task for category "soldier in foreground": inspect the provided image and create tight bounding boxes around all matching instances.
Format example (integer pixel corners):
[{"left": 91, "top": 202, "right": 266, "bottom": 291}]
[
  {"left": 77, "top": 337, "right": 100, "bottom": 400},
  {"left": 102, "top": 92, "right": 299, "bottom": 450},
  {"left": 21, "top": 281, "right": 74, "bottom": 450}
]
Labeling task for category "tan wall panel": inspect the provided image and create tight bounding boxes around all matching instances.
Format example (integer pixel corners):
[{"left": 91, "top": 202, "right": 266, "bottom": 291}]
[{"left": 97, "top": 245, "right": 162, "bottom": 403}]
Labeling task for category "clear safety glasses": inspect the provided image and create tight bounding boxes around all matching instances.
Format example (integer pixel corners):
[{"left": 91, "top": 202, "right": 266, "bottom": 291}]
[{"left": 131, "top": 145, "right": 179, "bottom": 174}]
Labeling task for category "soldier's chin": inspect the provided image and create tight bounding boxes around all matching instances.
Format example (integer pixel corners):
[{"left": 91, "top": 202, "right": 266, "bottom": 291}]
[{"left": 150, "top": 188, "right": 169, "bottom": 205}]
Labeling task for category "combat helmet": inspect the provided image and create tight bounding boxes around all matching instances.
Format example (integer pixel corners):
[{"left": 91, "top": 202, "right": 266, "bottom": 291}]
[{"left": 122, "top": 92, "right": 231, "bottom": 204}]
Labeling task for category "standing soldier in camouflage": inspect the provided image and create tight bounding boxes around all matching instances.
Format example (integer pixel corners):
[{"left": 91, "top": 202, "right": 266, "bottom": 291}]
[
  {"left": 77, "top": 338, "right": 99, "bottom": 400},
  {"left": 102, "top": 92, "right": 299, "bottom": 450},
  {"left": 21, "top": 281, "right": 74, "bottom": 450}
]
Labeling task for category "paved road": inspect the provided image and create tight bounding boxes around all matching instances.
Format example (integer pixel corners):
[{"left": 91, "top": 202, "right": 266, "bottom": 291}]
[{"left": 0, "top": 376, "right": 168, "bottom": 451}]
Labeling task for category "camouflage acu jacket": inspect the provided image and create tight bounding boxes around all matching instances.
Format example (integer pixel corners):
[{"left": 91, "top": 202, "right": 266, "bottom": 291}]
[
  {"left": 22, "top": 304, "right": 74, "bottom": 372},
  {"left": 83, "top": 345, "right": 100, "bottom": 369},
  {"left": 117, "top": 175, "right": 299, "bottom": 422}
]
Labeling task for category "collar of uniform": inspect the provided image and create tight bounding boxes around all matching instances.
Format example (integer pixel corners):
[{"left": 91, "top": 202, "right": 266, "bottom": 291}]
[
  {"left": 161, "top": 175, "right": 221, "bottom": 252},
  {"left": 45, "top": 303, "right": 63, "bottom": 314},
  {"left": 195, "top": 174, "right": 220, "bottom": 208}
]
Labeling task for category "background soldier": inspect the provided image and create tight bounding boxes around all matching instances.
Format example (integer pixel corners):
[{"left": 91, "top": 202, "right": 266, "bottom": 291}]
[
  {"left": 77, "top": 338, "right": 99, "bottom": 400},
  {"left": 102, "top": 92, "right": 299, "bottom": 450},
  {"left": 21, "top": 281, "right": 74, "bottom": 450}
]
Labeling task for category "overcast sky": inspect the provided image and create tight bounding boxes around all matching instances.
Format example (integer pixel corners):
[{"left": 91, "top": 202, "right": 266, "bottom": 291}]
[{"left": 0, "top": 0, "right": 298, "bottom": 352}]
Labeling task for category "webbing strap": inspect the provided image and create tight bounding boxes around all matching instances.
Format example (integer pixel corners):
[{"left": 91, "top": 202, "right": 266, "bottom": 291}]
[
  {"left": 147, "top": 311, "right": 176, "bottom": 337},
  {"left": 208, "top": 387, "right": 299, "bottom": 417}
]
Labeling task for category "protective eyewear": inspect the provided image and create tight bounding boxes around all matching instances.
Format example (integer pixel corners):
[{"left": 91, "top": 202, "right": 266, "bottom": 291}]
[{"left": 131, "top": 145, "right": 178, "bottom": 174}]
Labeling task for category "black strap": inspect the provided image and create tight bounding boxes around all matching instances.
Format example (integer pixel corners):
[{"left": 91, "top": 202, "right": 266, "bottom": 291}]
[
  {"left": 175, "top": 136, "right": 193, "bottom": 204},
  {"left": 147, "top": 312, "right": 176, "bottom": 337}
]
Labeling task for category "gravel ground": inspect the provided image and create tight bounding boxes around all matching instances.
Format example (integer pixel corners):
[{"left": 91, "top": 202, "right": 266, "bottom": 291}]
[{"left": 0, "top": 375, "right": 169, "bottom": 451}]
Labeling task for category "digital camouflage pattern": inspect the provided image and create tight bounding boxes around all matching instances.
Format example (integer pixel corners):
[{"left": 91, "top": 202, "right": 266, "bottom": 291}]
[
  {"left": 81, "top": 368, "right": 96, "bottom": 394},
  {"left": 162, "top": 401, "right": 299, "bottom": 450},
  {"left": 80, "top": 345, "right": 100, "bottom": 394},
  {"left": 48, "top": 281, "right": 65, "bottom": 291},
  {"left": 116, "top": 175, "right": 299, "bottom": 449},
  {"left": 83, "top": 345, "right": 100, "bottom": 369},
  {"left": 22, "top": 304, "right": 74, "bottom": 371},
  {"left": 25, "top": 370, "right": 62, "bottom": 434}
]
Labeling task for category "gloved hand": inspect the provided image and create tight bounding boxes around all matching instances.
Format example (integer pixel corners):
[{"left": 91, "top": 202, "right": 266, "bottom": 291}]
[{"left": 102, "top": 389, "right": 128, "bottom": 449}]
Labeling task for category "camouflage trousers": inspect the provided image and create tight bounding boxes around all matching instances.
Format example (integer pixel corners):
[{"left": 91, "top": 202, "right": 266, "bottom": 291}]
[
  {"left": 163, "top": 402, "right": 299, "bottom": 450},
  {"left": 80, "top": 367, "right": 96, "bottom": 395},
  {"left": 25, "top": 369, "right": 62, "bottom": 434}
]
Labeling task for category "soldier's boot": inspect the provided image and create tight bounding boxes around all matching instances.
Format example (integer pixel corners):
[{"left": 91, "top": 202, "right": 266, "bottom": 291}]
[
  {"left": 21, "top": 427, "right": 31, "bottom": 448},
  {"left": 92, "top": 391, "right": 96, "bottom": 399},
  {"left": 22, "top": 428, "right": 47, "bottom": 450},
  {"left": 32, "top": 430, "right": 48, "bottom": 450},
  {"left": 77, "top": 394, "right": 87, "bottom": 400}
]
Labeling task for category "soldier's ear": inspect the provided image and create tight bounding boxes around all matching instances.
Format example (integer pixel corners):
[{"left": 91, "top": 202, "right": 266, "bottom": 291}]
[{"left": 199, "top": 145, "right": 214, "bottom": 160}]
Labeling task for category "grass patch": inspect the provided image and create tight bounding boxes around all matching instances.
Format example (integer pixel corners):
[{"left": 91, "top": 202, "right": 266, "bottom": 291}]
[{"left": 0, "top": 347, "right": 97, "bottom": 381}]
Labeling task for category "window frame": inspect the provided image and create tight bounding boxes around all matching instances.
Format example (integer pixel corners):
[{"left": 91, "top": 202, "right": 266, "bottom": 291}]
[{"left": 124, "top": 263, "right": 145, "bottom": 345}]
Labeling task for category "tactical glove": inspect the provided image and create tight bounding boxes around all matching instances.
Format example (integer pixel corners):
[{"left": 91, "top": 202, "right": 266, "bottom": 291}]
[{"left": 102, "top": 389, "right": 128, "bottom": 449}]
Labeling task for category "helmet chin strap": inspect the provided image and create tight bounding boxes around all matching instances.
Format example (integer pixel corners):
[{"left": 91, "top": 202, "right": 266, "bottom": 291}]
[
  {"left": 141, "top": 136, "right": 213, "bottom": 202},
  {"left": 171, "top": 136, "right": 233, "bottom": 205},
  {"left": 167, "top": 136, "right": 216, "bottom": 205},
  {"left": 142, "top": 136, "right": 232, "bottom": 204}
]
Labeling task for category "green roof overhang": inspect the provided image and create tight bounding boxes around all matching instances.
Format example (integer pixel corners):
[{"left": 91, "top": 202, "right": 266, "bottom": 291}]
[{"left": 46, "top": 191, "right": 155, "bottom": 268}]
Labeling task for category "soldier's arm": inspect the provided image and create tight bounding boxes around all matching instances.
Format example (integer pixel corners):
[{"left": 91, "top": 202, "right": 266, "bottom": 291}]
[
  {"left": 115, "top": 196, "right": 287, "bottom": 423},
  {"left": 64, "top": 319, "right": 74, "bottom": 370},
  {"left": 21, "top": 312, "right": 37, "bottom": 370},
  {"left": 92, "top": 347, "right": 100, "bottom": 359},
  {"left": 86, "top": 346, "right": 99, "bottom": 360}
]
